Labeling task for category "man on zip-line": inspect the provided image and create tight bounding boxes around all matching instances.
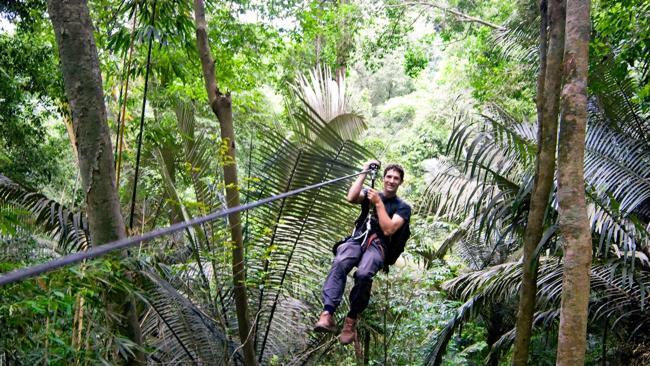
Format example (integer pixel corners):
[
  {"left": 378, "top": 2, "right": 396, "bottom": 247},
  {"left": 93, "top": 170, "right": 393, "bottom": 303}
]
[{"left": 314, "top": 160, "right": 412, "bottom": 344}]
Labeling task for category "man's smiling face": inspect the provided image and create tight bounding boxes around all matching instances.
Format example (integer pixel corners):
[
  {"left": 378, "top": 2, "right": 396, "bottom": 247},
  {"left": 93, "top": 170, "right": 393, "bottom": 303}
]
[{"left": 383, "top": 168, "right": 403, "bottom": 196}]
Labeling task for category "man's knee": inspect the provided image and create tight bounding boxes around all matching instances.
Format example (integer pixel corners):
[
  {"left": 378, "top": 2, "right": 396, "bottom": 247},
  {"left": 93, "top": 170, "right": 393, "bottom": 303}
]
[
  {"left": 355, "top": 250, "right": 383, "bottom": 282},
  {"left": 332, "top": 254, "right": 355, "bottom": 273},
  {"left": 332, "top": 243, "right": 360, "bottom": 266},
  {"left": 331, "top": 256, "right": 346, "bottom": 270},
  {"left": 354, "top": 269, "right": 375, "bottom": 283}
]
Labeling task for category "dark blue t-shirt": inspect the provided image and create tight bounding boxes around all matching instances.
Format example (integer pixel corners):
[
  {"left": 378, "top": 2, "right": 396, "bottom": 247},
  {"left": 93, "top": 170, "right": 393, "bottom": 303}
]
[{"left": 355, "top": 190, "right": 412, "bottom": 246}]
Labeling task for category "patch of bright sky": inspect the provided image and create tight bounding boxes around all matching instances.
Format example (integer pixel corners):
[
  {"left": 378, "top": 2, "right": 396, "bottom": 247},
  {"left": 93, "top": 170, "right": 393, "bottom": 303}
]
[
  {"left": 236, "top": 2, "right": 299, "bottom": 35},
  {"left": 0, "top": 13, "right": 16, "bottom": 35}
]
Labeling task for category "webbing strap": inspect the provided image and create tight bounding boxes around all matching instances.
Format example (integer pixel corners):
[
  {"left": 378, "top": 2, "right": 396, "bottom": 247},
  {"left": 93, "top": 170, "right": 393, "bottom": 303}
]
[
  {"left": 0, "top": 169, "right": 372, "bottom": 287},
  {"left": 347, "top": 166, "right": 379, "bottom": 245}
]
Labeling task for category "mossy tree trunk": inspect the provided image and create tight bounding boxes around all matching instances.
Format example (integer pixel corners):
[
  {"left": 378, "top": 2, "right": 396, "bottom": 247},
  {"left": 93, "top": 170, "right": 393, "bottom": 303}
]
[
  {"left": 193, "top": 0, "right": 258, "bottom": 365},
  {"left": 47, "top": 0, "right": 144, "bottom": 364}
]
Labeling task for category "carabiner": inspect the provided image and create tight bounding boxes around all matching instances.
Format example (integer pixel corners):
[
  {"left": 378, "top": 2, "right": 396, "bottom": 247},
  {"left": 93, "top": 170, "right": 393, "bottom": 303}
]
[{"left": 368, "top": 163, "right": 379, "bottom": 188}]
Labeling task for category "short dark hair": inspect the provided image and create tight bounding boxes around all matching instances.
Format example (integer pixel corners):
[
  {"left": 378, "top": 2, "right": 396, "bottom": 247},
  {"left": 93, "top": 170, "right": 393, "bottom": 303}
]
[{"left": 383, "top": 164, "right": 404, "bottom": 181}]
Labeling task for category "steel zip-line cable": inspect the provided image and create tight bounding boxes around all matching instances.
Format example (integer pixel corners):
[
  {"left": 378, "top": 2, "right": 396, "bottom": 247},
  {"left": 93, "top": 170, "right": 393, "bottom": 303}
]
[
  {"left": 257, "top": 144, "right": 350, "bottom": 361},
  {"left": 0, "top": 169, "right": 372, "bottom": 287}
]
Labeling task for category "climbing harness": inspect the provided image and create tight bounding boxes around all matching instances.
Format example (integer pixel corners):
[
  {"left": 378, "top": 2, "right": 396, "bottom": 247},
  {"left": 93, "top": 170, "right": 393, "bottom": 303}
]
[
  {"left": 348, "top": 163, "right": 380, "bottom": 249},
  {"left": 0, "top": 168, "right": 375, "bottom": 287}
]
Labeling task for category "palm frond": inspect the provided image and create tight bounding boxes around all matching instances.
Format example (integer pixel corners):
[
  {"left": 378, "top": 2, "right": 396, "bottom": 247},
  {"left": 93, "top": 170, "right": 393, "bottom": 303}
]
[
  {"left": 292, "top": 67, "right": 366, "bottom": 142},
  {"left": 255, "top": 143, "right": 353, "bottom": 360},
  {"left": 425, "top": 102, "right": 650, "bottom": 267},
  {"left": 154, "top": 101, "right": 236, "bottom": 330},
  {"left": 589, "top": 59, "right": 650, "bottom": 145},
  {"left": 584, "top": 123, "right": 650, "bottom": 217},
  {"left": 444, "top": 261, "right": 524, "bottom": 302},
  {"left": 175, "top": 101, "right": 224, "bottom": 212},
  {"left": 244, "top": 124, "right": 372, "bottom": 362},
  {"left": 487, "top": 309, "right": 559, "bottom": 362},
  {"left": 588, "top": 194, "right": 650, "bottom": 260},
  {"left": 434, "top": 217, "right": 472, "bottom": 259},
  {"left": 325, "top": 112, "right": 366, "bottom": 142},
  {"left": 486, "top": 263, "right": 650, "bottom": 358},
  {"left": 429, "top": 259, "right": 650, "bottom": 363},
  {"left": 151, "top": 147, "right": 218, "bottom": 305},
  {"left": 147, "top": 97, "right": 369, "bottom": 362},
  {"left": 488, "top": 2, "right": 539, "bottom": 68},
  {"left": 138, "top": 266, "right": 241, "bottom": 364},
  {"left": 420, "top": 142, "right": 531, "bottom": 269},
  {"left": 423, "top": 294, "right": 485, "bottom": 366},
  {"left": 581, "top": 123, "right": 650, "bottom": 256},
  {"left": 589, "top": 263, "right": 650, "bottom": 334},
  {"left": 446, "top": 113, "right": 532, "bottom": 190},
  {"left": 0, "top": 174, "right": 89, "bottom": 252},
  {"left": 420, "top": 159, "right": 498, "bottom": 222},
  {"left": 482, "top": 103, "right": 537, "bottom": 163}
]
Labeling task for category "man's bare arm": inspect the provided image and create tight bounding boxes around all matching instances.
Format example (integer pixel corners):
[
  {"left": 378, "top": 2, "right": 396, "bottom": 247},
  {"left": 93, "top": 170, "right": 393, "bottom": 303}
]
[
  {"left": 373, "top": 197, "right": 405, "bottom": 236},
  {"left": 367, "top": 188, "right": 405, "bottom": 236},
  {"left": 346, "top": 173, "right": 367, "bottom": 203},
  {"left": 346, "top": 160, "right": 379, "bottom": 203}
]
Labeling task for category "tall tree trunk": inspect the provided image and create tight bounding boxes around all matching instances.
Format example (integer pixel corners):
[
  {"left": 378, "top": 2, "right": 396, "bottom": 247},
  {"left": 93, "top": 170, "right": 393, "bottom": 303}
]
[
  {"left": 193, "top": 1, "right": 258, "bottom": 365},
  {"left": 47, "top": 0, "right": 144, "bottom": 364},
  {"left": 511, "top": 0, "right": 565, "bottom": 364},
  {"left": 335, "top": 0, "right": 350, "bottom": 84},
  {"left": 485, "top": 307, "right": 509, "bottom": 366},
  {"left": 555, "top": 0, "right": 592, "bottom": 364}
]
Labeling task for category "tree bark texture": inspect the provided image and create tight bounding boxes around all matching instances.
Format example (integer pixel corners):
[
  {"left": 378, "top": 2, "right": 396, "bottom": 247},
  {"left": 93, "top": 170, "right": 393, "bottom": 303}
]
[
  {"left": 555, "top": 0, "right": 592, "bottom": 364},
  {"left": 511, "top": 0, "right": 565, "bottom": 364},
  {"left": 47, "top": 1, "right": 144, "bottom": 364},
  {"left": 193, "top": 1, "right": 258, "bottom": 365}
]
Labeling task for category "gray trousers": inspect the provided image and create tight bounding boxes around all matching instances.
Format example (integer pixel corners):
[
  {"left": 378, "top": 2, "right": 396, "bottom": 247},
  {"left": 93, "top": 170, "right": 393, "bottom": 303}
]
[{"left": 322, "top": 237, "right": 384, "bottom": 317}]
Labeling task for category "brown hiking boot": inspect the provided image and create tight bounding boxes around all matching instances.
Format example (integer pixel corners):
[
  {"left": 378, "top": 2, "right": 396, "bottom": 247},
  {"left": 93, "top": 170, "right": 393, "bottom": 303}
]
[
  {"left": 313, "top": 311, "right": 336, "bottom": 333},
  {"left": 339, "top": 317, "right": 357, "bottom": 345}
]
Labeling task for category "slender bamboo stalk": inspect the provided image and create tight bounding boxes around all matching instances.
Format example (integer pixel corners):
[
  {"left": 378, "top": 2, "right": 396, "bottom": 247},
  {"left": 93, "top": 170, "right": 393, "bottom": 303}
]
[
  {"left": 115, "top": 5, "right": 139, "bottom": 186},
  {"left": 129, "top": 0, "right": 157, "bottom": 229}
]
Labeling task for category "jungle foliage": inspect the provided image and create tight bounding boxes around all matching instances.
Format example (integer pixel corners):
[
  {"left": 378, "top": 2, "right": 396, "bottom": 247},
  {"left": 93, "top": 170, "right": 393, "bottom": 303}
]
[{"left": 0, "top": 0, "right": 648, "bottom": 365}]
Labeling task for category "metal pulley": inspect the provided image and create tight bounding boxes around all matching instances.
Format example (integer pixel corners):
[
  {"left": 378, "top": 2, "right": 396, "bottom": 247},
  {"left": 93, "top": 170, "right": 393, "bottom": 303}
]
[
  {"left": 366, "top": 162, "right": 380, "bottom": 235},
  {"left": 368, "top": 162, "right": 379, "bottom": 189}
]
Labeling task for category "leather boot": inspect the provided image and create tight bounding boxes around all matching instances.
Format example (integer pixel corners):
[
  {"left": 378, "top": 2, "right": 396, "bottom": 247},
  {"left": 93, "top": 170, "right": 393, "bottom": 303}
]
[
  {"left": 313, "top": 311, "right": 336, "bottom": 333},
  {"left": 339, "top": 317, "right": 357, "bottom": 345}
]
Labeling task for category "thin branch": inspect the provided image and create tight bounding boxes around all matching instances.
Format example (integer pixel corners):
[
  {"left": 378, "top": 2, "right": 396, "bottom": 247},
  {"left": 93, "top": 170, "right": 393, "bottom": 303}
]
[{"left": 393, "top": 1, "right": 505, "bottom": 30}]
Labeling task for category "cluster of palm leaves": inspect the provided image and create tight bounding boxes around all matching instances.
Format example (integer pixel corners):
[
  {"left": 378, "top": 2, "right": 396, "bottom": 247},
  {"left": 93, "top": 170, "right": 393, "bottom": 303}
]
[
  {"left": 416, "top": 0, "right": 650, "bottom": 361},
  {"left": 143, "top": 68, "right": 367, "bottom": 364},
  {"left": 0, "top": 174, "right": 89, "bottom": 253},
  {"left": 0, "top": 66, "right": 371, "bottom": 364},
  {"left": 420, "top": 95, "right": 650, "bottom": 363}
]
